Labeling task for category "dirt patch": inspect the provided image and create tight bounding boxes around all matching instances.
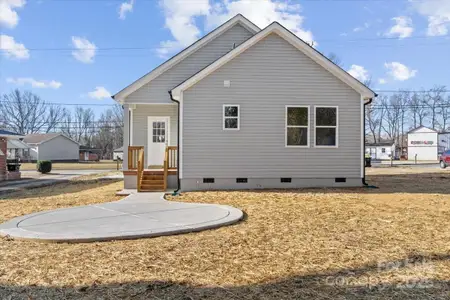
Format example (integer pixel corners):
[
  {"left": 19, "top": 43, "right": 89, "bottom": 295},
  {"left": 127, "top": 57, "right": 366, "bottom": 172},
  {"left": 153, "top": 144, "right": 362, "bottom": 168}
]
[
  {"left": 20, "top": 160, "right": 121, "bottom": 171},
  {"left": 0, "top": 168, "right": 449, "bottom": 299}
]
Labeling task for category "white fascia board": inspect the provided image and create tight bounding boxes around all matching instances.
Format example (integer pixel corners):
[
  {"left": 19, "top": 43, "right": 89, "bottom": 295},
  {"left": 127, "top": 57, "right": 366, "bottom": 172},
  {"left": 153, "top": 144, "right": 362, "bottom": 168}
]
[
  {"left": 171, "top": 23, "right": 376, "bottom": 100},
  {"left": 113, "top": 15, "right": 260, "bottom": 103}
]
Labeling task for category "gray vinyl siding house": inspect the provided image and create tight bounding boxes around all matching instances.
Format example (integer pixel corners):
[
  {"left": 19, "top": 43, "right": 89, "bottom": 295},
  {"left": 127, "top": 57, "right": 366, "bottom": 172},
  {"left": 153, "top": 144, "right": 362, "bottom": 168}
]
[
  {"left": 23, "top": 133, "right": 79, "bottom": 162},
  {"left": 114, "top": 15, "right": 376, "bottom": 192}
]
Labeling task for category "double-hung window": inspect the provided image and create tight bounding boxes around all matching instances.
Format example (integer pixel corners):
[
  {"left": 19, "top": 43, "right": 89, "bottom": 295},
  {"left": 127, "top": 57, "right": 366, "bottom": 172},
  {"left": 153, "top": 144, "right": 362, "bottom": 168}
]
[
  {"left": 223, "top": 105, "right": 240, "bottom": 130},
  {"left": 286, "top": 106, "right": 309, "bottom": 147},
  {"left": 315, "top": 106, "right": 338, "bottom": 147}
]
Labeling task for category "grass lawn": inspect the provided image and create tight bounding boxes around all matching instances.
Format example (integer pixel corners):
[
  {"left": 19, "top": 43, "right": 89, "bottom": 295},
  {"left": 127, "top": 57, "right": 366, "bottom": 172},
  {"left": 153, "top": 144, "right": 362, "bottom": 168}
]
[
  {"left": 20, "top": 160, "right": 121, "bottom": 171},
  {"left": 0, "top": 168, "right": 449, "bottom": 299}
]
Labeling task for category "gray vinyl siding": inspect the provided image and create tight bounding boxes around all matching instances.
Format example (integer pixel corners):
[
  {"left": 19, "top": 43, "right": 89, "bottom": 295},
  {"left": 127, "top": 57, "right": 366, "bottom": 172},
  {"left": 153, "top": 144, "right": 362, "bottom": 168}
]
[
  {"left": 182, "top": 33, "right": 362, "bottom": 179},
  {"left": 125, "top": 24, "right": 254, "bottom": 104},
  {"left": 38, "top": 135, "right": 79, "bottom": 161},
  {"left": 132, "top": 104, "right": 177, "bottom": 166}
]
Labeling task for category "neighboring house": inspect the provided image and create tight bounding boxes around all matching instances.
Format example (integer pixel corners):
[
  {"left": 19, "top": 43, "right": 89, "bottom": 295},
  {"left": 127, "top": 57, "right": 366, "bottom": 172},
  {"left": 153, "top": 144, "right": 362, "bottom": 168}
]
[
  {"left": 7, "top": 139, "right": 30, "bottom": 159},
  {"left": 79, "top": 146, "right": 100, "bottom": 161},
  {"left": 407, "top": 126, "right": 439, "bottom": 161},
  {"left": 23, "top": 133, "right": 79, "bottom": 162},
  {"left": 366, "top": 142, "right": 395, "bottom": 160},
  {"left": 0, "top": 129, "right": 24, "bottom": 181},
  {"left": 113, "top": 14, "right": 376, "bottom": 192},
  {"left": 113, "top": 147, "right": 123, "bottom": 161}
]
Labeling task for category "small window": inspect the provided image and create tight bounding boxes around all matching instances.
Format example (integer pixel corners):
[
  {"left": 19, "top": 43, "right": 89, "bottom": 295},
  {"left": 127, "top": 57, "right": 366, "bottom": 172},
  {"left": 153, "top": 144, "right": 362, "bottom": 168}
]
[
  {"left": 203, "top": 178, "right": 215, "bottom": 183},
  {"left": 335, "top": 178, "right": 346, "bottom": 183},
  {"left": 236, "top": 178, "right": 248, "bottom": 183},
  {"left": 286, "top": 106, "right": 309, "bottom": 147},
  {"left": 315, "top": 107, "right": 338, "bottom": 147},
  {"left": 381, "top": 148, "right": 386, "bottom": 153},
  {"left": 281, "top": 178, "right": 292, "bottom": 183},
  {"left": 223, "top": 105, "right": 240, "bottom": 130}
]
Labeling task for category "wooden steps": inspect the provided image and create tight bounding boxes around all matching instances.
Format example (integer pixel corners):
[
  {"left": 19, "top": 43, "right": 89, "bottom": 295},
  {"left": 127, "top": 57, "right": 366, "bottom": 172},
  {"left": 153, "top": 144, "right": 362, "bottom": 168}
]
[{"left": 139, "top": 171, "right": 165, "bottom": 192}]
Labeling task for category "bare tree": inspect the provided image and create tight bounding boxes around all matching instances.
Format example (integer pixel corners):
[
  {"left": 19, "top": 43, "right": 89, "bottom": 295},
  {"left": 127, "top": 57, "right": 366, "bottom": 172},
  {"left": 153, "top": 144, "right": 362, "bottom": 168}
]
[
  {"left": 365, "top": 102, "right": 382, "bottom": 143},
  {"left": 61, "top": 107, "right": 95, "bottom": 145},
  {"left": 0, "top": 89, "right": 66, "bottom": 134},
  {"left": 381, "top": 94, "right": 402, "bottom": 142},
  {"left": 91, "top": 105, "right": 123, "bottom": 159},
  {"left": 426, "top": 86, "right": 446, "bottom": 129},
  {"left": 440, "top": 95, "right": 450, "bottom": 131},
  {"left": 408, "top": 92, "right": 428, "bottom": 128}
]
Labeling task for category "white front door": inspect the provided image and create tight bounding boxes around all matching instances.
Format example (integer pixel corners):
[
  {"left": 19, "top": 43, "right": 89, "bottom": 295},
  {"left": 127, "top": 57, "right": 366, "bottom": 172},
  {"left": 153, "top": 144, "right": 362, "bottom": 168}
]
[{"left": 148, "top": 117, "right": 170, "bottom": 166}]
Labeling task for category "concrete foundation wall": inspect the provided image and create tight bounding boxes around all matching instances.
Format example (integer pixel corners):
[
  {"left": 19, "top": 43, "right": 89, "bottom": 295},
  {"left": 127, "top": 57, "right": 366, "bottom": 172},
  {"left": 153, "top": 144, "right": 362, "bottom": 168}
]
[{"left": 180, "top": 178, "right": 362, "bottom": 192}]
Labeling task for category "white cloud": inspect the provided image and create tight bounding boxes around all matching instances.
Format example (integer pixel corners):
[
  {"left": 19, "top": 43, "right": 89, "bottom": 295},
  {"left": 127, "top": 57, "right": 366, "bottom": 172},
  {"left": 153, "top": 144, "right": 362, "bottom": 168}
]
[
  {"left": 157, "top": 0, "right": 315, "bottom": 57},
  {"left": 384, "top": 62, "right": 417, "bottom": 81},
  {"left": 0, "top": 0, "right": 26, "bottom": 28},
  {"left": 88, "top": 86, "right": 111, "bottom": 99},
  {"left": 207, "top": 0, "right": 314, "bottom": 44},
  {"left": 6, "top": 77, "right": 62, "bottom": 89},
  {"left": 385, "top": 16, "right": 413, "bottom": 38},
  {"left": 71, "top": 36, "right": 97, "bottom": 63},
  {"left": 157, "top": 0, "right": 210, "bottom": 58},
  {"left": 378, "top": 78, "right": 387, "bottom": 85},
  {"left": 0, "top": 34, "right": 29, "bottom": 59},
  {"left": 347, "top": 64, "right": 369, "bottom": 82},
  {"left": 353, "top": 22, "right": 370, "bottom": 32},
  {"left": 119, "top": 0, "right": 134, "bottom": 20},
  {"left": 412, "top": 0, "right": 450, "bottom": 36}
]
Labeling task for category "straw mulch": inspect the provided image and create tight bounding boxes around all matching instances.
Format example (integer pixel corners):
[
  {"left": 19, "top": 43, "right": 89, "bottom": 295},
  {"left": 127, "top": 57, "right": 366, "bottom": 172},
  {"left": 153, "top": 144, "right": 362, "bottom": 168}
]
[{"left": 0, "top": 169, "right": 449, "bottom": 299}]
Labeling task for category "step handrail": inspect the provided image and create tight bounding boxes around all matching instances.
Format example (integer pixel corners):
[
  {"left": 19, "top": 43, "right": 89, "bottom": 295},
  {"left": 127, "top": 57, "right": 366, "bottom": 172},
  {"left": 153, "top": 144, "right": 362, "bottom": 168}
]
[
  {"left": 137, "top": 147, "right": 144, "bottom": 192},
  {"left": 163, "top": 146, "right": 169, "bottom": 190}
]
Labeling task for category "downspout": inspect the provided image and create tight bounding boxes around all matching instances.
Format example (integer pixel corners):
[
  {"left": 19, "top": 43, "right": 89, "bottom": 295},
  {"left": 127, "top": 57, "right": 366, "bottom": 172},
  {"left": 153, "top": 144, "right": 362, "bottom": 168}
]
[
  {"left": 169, "top": 91, "right": 181, "bottom": 194},
  {"left": 362, "top": 97, "right": 374, "bottom": 186}
]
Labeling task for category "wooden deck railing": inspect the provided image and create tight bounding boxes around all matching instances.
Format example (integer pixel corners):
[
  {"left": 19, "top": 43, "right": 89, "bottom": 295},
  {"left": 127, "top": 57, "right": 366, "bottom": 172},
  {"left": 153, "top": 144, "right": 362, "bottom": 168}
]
[
  {"left": 167, "top": 146, "right": 177, "bottom": 169},
  {"left": 128, "top": 146, "right": 143, "bottom": 170},
  {"left": 163, "top": 147, "right": 169, "bottom": 190},
  {"left": 137, "top": 147, "right": 144, "bottom": 192}
]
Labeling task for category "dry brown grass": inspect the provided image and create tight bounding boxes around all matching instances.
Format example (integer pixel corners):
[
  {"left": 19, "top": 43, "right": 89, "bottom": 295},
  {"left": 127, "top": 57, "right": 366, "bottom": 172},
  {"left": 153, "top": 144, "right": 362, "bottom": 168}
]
[
  {"left": 1, "top": 168, "right": 449, "bottom": 299},
  {"left": 20, "top": 160, "right": 120, "bottom": 171}
]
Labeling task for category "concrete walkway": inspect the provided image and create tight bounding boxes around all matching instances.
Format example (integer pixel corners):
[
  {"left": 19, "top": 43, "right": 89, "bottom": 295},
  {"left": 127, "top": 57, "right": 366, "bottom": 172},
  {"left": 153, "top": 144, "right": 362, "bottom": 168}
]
[{"left": 0, "top": 193, "right": 243, "bottom": 243}]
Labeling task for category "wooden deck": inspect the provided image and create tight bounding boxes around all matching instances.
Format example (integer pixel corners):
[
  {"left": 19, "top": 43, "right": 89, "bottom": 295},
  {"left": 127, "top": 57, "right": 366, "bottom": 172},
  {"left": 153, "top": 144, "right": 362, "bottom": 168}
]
[{"left": 126, "top": 146, "right": 177, "bottom": 192}]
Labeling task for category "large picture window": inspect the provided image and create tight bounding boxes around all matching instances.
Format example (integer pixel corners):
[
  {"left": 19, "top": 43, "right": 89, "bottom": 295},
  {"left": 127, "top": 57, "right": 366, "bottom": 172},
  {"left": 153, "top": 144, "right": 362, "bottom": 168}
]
[
  {"left": 315, "top": 106, "right": 338, "bottom": 147},
  {"left": 223, "top": 105, "right": 240, "bottom": 130},
  {"left": 286, "top": 106, "right": 309, "bottom": 147}
]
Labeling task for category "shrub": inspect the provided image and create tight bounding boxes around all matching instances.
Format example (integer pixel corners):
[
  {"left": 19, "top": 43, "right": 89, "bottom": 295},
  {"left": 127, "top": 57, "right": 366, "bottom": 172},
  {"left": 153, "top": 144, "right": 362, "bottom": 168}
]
[{"left": 37, "top": 160, "right": 52, "bottom": 173}]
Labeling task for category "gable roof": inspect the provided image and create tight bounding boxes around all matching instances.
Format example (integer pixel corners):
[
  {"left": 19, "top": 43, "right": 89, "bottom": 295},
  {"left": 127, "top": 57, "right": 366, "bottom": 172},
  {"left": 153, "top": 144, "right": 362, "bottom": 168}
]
[
  {"left": 23, "top": 133, "right": 79, "bottom": 145},
  {"left": 171, "top": 22, "right": 377, "bottom": 100},
  {"left": 114, "top": 146, "right": 123, "bottom": 152},
  {"left": 112, "top": 14, "right": 260, "bottom": 103},
  {"left": 407, "top": 125, "right": 438, "bottom": 134},
  {"left": 7, "top": 139, "right": 30, "bottom": 149}
]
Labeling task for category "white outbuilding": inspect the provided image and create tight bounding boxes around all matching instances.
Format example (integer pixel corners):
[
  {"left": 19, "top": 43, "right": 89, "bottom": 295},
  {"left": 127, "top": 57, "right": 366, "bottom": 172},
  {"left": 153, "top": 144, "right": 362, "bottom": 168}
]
[
  {"left": 407, "top": 126, "right": 438, "bottom": 161},
  {"left": 366, "top": 142, "right": 395, "bottom": 160}
]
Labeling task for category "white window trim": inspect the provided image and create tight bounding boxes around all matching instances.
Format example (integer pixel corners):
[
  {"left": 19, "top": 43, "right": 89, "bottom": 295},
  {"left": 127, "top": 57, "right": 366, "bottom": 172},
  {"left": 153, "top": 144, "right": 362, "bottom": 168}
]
[
  {"left": 285, "top": 105, "right": 310, "bottom": 148},
  {"left": 314, "top": 106, "right": 339, "bottom": 148},
  {"left": 223, "top": 104, "right": 240, "bottom": 131}
]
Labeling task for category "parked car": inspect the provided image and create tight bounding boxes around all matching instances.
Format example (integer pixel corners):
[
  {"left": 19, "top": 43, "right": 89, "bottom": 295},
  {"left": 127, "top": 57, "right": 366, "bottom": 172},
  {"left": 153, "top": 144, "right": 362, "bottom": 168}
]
[{"left": 439, "top": 150, "right": 450, "bottom": 169}]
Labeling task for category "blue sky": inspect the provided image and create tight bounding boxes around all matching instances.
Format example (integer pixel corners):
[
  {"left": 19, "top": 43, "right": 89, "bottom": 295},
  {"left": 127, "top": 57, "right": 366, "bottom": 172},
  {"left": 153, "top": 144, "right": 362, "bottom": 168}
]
[{"left": 1, "top": 0, "right": 449, "bottom": 115}]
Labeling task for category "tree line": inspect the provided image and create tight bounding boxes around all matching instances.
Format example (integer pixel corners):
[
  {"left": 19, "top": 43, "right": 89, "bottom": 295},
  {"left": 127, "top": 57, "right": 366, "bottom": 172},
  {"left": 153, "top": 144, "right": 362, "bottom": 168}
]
[
  {"left": 0, "top": 89, "right": 123, "bottom": 159},
  {"left": 365, "top": 86, "right": 449, "bottom": 147}
]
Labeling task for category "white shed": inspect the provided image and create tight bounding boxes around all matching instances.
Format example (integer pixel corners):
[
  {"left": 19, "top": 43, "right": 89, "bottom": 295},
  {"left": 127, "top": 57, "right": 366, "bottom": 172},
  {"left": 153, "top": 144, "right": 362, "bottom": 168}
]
[
  {"left": 23, "top": 133, "right": 79, "bottom": 162},
  {"left": 407, "top": 126, "right": 438, "bottom": 161},
  {"left": 366, "top": 142, "right": 395, "bottom": 160},
  {"left": 113, "top": 146, "right": 123, "bottom": 161}
]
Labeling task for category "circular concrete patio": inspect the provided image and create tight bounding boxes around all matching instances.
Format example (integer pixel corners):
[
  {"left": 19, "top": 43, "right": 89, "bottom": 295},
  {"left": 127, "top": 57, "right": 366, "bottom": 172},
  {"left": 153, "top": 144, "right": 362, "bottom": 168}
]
[{"left": 0, "top": 193, "right": 243, "bottom": 243}]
